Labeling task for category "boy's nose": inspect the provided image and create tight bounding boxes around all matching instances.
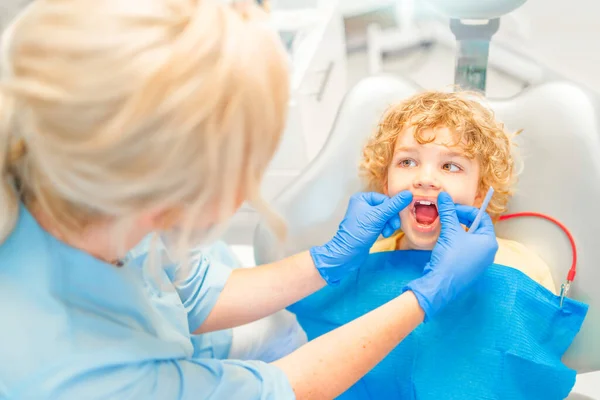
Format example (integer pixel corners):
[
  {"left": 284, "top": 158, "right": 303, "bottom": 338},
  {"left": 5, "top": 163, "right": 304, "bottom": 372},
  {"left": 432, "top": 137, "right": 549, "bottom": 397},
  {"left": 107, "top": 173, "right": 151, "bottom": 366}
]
[{"left": 413, "top": 168, "right": 441, "bottom": 190}]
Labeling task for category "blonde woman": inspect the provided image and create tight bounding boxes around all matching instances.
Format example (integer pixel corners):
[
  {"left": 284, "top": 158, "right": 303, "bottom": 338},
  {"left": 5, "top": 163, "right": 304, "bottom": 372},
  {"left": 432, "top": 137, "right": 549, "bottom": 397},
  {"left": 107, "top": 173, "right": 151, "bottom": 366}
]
[{"left": 0, "top": 1, "right": 498, "bottom": 399}]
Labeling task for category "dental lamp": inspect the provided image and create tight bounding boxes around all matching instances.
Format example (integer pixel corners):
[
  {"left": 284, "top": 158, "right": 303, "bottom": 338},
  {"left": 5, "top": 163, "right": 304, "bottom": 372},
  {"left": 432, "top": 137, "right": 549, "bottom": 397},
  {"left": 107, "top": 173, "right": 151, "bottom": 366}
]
[{"left": 424, "top": 0, "right": 528, "bottom": 92}]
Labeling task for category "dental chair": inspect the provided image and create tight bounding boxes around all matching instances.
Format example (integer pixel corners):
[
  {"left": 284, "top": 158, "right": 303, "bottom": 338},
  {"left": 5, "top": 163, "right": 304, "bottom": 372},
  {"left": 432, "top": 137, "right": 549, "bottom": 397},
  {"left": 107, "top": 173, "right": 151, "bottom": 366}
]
[{"left": 253, "top": 75, "right": 600, "bottom": 398}]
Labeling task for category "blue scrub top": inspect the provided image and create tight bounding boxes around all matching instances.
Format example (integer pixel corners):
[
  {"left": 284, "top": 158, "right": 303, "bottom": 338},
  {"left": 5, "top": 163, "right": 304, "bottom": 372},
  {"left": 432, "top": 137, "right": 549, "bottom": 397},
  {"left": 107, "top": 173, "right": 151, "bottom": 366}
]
[{"left": 0, "top": 205, "right": 295, "bottom": 399}]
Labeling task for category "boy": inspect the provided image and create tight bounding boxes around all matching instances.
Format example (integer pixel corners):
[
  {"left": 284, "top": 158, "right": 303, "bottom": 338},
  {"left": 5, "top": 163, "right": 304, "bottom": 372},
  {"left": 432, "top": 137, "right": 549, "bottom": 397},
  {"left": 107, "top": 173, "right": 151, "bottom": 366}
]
[
  {"left": 287, "top": 90, "right": 586, "bottom": 399},
  {"left": 361, "top": 90, "right": 556, "bottom": 293}
]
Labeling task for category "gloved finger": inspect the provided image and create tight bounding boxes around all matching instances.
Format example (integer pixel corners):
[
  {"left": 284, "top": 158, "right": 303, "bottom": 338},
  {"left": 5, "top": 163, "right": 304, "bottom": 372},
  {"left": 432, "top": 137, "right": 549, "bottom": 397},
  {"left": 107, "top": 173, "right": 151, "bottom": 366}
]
[
  {"left": 376, "top": 191, "right": 413, "bottom": 218},
  {"left": 455, "top": 205, "right": 496, "bottom": 235},
  {"left": 389, "top": 215, "right": 401, "bottom": 231},
  {"left": 455, "top": 204, "right": 479, "bottom": 227},
  {"left": 358, "top": 192, "right": 390, "bottom": 207},
  {"left": 381, "top": 216, "right": 400, "bottom": 237},
  {"left": 382, "top": 225, "right": 395, "bottom": 238},
  {"left": 470, "top": 210, "right": 496, "bottom": 236},
  {"left": 436, "top": 192, "right": 460, "bottom": 228}
]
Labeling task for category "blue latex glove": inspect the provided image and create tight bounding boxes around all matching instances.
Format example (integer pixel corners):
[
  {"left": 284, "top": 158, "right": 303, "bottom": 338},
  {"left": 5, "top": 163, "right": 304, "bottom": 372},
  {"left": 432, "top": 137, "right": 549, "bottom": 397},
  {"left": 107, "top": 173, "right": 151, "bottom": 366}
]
[
  {"left": 310, "top": 191, "right": 413, "bottom": 285},
  {"left": 403, "top": 192, "right": 499, "bottom": 322}
]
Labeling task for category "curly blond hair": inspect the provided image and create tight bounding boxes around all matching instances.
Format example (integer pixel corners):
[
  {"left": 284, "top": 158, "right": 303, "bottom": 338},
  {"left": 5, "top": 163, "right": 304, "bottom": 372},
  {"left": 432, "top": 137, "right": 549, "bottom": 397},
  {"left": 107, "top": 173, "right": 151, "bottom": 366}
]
[{"left": 360, "top": 90, "right": 518, "bottom": 219}]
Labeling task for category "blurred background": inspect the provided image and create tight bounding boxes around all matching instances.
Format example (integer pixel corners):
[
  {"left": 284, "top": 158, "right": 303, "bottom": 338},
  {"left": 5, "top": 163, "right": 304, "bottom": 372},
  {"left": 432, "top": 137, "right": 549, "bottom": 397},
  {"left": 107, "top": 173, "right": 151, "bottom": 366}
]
[
  {"left": 341, "top": 0, "right": 600, "bottom": 95},
  {"left": 2, "top": 0, "right": 599, "bottom": 262},
  {"left": 230, "top": 0, "right": 600, "bottom": 259}
]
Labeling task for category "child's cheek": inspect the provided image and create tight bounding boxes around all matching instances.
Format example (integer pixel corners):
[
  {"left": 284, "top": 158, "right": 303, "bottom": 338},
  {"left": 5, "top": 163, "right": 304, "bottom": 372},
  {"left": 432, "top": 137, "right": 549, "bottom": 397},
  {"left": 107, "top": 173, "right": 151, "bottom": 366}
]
[
  {"left": 442, "top": 178, "right": 478, "bottom": 207},
  {"left": 386, "top": 172, "right": 411, "bottom": 197},
  {"left": 399, "top": 207, "right": 411, "bottom": 226}
]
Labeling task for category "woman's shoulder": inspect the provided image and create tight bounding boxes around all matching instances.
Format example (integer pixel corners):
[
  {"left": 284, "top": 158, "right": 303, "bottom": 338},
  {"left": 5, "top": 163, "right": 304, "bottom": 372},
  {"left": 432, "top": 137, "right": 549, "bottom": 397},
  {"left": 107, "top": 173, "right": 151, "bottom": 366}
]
[
  {"left": 0, "top": 209, "right": 189, "bottom": 397},
  {"left": 0, "top": 204, "right": 52, "bottom": 277},
  {"left": 495, "top": 237, "right": 557, "bottom": 294}
]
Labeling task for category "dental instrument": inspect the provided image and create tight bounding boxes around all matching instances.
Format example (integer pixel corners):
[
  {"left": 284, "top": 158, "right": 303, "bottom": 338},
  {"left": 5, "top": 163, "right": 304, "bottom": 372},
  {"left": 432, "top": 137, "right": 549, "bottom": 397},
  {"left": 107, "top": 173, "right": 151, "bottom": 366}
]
[
  {"left": 468, "top": 186, "right": 495, "bottom": 233},
  {"left": 468, "top": 187, "right": 578, "bottom": 307},
  {"left": 425, "top": 0, "right": 527, "bottom": 92}
]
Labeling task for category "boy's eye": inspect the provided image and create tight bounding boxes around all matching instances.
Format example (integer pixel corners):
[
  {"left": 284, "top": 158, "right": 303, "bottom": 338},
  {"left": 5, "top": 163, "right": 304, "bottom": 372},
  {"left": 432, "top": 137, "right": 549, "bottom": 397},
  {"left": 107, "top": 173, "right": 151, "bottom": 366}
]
[
  {"left": 399, "top": 159, "right": 416, "bottom": 168},
  {"left": 442, "top": 162, "right": 462, "bottom": 172}
]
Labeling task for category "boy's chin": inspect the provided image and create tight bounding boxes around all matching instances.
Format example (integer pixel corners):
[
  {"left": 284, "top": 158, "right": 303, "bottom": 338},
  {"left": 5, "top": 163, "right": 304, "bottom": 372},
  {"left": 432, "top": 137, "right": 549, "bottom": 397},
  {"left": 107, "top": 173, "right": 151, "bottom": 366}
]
[{"left": 402, "top": 231, "right": 438, "bottom": 251}]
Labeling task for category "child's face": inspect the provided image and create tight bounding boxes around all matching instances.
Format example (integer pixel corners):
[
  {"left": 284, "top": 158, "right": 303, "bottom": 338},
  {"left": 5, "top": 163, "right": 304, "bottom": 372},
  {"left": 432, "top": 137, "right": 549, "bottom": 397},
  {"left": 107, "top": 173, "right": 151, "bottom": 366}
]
[{"left": 385, "top": 126, "right": 483, "bottom": 250}]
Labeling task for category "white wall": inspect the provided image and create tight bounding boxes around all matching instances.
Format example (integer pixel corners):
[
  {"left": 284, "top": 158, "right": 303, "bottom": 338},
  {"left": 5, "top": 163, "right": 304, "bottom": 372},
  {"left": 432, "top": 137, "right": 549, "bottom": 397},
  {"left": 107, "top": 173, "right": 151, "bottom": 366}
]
[
  {"left": 519, "top": 0, "right": 600, "bottom": 94},
  {"left": 0, "top": 0, "right": 31, "bottom": 32}
]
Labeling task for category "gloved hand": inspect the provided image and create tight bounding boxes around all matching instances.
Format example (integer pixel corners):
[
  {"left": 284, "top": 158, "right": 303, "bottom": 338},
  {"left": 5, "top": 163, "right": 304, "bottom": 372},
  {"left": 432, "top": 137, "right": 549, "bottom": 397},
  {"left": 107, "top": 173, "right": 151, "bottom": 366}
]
[
  {"left": 310, "top": 191, "right": 413, "bottom": 285},
  {"left": 403, "top": 192, "right": 498, "bottom": 322}
]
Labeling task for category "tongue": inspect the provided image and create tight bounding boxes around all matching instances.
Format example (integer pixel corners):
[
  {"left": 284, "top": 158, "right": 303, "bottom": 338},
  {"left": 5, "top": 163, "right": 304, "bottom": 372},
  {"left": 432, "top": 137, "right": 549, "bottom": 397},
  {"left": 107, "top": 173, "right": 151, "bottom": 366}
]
[{"left": 415, "top": 204, "right": 438, "bottom": 225}]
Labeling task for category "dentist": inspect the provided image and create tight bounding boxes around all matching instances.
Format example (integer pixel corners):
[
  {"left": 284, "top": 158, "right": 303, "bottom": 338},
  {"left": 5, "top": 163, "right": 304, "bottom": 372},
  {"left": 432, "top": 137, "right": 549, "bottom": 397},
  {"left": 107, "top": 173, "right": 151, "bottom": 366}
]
[{"left": 0, "top": 0, "right": 498, "bottom": 399}]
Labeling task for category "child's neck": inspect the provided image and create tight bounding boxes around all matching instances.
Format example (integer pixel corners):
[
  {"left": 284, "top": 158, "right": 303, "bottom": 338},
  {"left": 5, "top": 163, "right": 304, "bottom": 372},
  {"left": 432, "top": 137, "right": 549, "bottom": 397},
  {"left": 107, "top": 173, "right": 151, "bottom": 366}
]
[
  {"left": 397, "top": 233, "right": 434, "bottom": 251},
  {"left": 398, "top": 234, "right": 412, "bottom": 250}
]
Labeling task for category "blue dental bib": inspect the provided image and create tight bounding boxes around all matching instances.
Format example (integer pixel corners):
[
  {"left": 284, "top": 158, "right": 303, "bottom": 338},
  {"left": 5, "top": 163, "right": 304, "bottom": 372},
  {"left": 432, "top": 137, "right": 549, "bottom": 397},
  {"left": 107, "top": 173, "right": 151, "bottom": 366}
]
[{"left": 289, "top": 251, "right": 588, "bottom": 400}]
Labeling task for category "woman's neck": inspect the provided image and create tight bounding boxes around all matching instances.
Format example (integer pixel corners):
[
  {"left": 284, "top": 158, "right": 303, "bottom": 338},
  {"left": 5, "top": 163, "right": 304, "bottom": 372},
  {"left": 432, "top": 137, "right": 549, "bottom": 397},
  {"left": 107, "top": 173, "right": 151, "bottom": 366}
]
[{"left": 29, "top": 204, "right": 143, "bottom": 265}]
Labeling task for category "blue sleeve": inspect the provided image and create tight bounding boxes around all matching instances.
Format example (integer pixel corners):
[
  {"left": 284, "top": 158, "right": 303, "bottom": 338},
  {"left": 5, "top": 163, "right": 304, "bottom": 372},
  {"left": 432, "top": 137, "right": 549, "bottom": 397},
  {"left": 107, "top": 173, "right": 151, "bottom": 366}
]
[
  {"left": 127, "top": 236, "right": 233, "bottom": 333},
  {"left": 17, "top": 358, "right": 295, "bottom": 399},
  {"left": 172, "top": 248, "right": 233, "bottom": 332}
]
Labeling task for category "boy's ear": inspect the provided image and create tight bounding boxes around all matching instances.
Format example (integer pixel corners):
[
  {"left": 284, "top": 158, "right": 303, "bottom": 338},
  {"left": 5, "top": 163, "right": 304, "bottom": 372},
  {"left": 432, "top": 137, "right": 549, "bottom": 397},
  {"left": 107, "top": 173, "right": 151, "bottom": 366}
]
[
  {"left": 382, "top": 178, "right": 389, "bottom": 196},
  {"left": 474, "top": 188, "right": 485, "bottom": 208}
]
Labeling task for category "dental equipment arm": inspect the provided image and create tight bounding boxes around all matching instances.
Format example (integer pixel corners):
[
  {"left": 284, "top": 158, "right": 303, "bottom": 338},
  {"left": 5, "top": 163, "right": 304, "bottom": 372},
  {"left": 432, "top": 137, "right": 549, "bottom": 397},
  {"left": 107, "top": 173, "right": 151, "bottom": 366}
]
[
  {"left": 424, "top": 0, "right": 527, "bottom": 20},
  {"left": 424, "top": 0, "right": 528, "bottom": 92},
  {"left": 197, "top": 191, "right": 413, "bottom": 333}
]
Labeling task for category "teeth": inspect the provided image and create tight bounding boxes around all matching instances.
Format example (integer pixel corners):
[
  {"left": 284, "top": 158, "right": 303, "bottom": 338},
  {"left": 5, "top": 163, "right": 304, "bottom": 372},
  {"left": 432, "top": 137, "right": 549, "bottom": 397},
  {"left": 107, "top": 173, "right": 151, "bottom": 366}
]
[{"left": 416, "top": 200, "right": 432, "bottom": 206}]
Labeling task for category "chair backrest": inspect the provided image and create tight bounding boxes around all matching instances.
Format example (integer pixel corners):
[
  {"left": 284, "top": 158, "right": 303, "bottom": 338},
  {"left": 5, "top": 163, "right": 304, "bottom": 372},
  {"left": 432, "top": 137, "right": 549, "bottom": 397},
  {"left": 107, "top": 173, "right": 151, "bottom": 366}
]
[
  {"left": 491, "top": 82, "right": 600, "bottom": 372},
  {"left": 254, "top": 75, "right": 600, "bottom": 373}
]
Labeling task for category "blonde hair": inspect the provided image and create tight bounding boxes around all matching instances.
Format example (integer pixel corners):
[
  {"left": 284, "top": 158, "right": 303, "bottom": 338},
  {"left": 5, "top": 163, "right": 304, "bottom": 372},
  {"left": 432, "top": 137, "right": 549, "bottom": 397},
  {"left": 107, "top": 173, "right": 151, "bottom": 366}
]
[
  {"left": 0, "top": 0, "right": 289, "bottom": 251},
  {"left": 360, "top": 90, "right": 518, "bottom": 219}
]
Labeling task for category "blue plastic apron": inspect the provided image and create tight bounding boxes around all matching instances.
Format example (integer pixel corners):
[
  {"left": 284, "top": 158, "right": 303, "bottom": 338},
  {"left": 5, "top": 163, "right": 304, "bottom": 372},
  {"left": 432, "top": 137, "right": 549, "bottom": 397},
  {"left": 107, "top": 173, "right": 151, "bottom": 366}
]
[{"left": 289, "top": 250, "right": 588, "bottom": 400}]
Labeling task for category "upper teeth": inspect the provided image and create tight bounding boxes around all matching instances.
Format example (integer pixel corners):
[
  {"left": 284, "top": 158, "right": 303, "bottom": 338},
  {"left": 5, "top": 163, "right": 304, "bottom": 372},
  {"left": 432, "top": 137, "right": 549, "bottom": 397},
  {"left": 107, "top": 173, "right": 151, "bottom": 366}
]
[{"left": 416, "top": 200, "right": 432, "bottom": 206}]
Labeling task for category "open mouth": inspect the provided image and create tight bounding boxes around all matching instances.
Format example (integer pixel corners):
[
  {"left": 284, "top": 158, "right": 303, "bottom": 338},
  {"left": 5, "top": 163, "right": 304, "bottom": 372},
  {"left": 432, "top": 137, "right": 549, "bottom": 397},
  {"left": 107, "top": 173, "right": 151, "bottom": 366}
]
[{"left": 412, "top": 200, "right": 439, "bottom": 227}]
